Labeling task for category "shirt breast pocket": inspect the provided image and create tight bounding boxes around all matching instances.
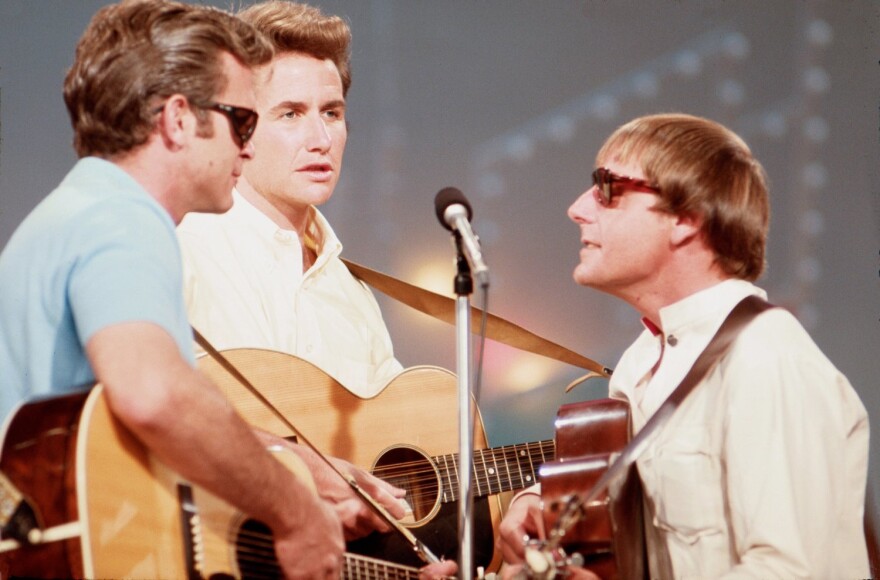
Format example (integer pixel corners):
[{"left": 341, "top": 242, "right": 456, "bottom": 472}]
[{"left": 641, "top": 425, "right": 724, "bottom": 543}]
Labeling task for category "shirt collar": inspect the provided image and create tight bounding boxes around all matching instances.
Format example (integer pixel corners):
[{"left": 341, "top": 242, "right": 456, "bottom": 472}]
[
  {"left": 649, "top": 279, "right": 767, "bottom": 339},
  {"left": 229, "top": 189, "right": 343, "bottom": 263}
]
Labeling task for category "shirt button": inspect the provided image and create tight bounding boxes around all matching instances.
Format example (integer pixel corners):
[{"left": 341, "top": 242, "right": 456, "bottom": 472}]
[
  {"left": 274, "top": 230, "right": 292, "bottom": 243},
  {"left": 667, "top": 335, "right": 678, "bottom": 346}
]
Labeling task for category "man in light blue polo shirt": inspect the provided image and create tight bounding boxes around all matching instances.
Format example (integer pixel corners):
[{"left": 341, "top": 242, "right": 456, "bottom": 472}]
[{"left": 0, "top": 1, "right": 348, "bottom": 576}]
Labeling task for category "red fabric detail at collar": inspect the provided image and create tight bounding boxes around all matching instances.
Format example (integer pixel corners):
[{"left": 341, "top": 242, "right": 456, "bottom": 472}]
[{"left": 641, "top": 316, "right": 662, "bottom": 336}]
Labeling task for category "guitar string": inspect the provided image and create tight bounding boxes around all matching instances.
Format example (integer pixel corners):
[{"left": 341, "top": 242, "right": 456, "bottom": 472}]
[
  {"left": 369, "top": 442, "right": 555, "bottom": 478},
  {"left": 192, "top": 329, "right": 440, "bottom": 564},
  {"left": 233, "top": 526, "right": 423, "bottom": 579},
  {"left": 370, "top": 443, "right": 554, "bottom": 492}
]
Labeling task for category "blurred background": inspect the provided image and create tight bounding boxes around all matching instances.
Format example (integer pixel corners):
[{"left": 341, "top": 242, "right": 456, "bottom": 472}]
[{"left": 1, "top": 1, "right": 878, "bottom": 502}]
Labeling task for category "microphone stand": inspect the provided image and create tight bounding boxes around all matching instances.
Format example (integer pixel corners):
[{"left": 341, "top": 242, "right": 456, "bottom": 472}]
[{"left": 452, "top": 237, "right": 475, "bottom": 580}]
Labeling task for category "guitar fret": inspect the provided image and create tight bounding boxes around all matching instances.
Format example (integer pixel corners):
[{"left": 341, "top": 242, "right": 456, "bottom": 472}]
[
  {"left": 471, "top": 450, "right": 484, "bottom": 494},
  {"left": 471, "top": 449, "right": 483, "bottom": 498},
  {"left": 452, "top": 453, "right": 461, "bottom": 502},
  {"left": 514, "top": 443, "right": 534, "bottom": 487},
  {"left": 534, "top": 440, "right": 554, "bottom": 483},
  {"left": 479, "top": 448, "right": 492, "bottom": 496},
  {"left": 344, "top": 553, "right": 419, "bottom": 579},
  {"left": 489, "top": 446, "right": 502, "bottom": 494},
  {"left": 511, "top": 444, "right": 526, "bottom": 490},
  {"left": 441, "top": 454, "right": 455, "bottom": 502},
  {"left": 429, "top": 438, "right": 558, "bottom": 504},
  {"left": 523, "top": 440, "right": 550, "bottom": 487}
]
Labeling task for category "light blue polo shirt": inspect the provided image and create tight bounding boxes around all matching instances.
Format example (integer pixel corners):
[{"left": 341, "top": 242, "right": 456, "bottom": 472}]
[{"left": 0, "top": 157, "right": 195, "bottom": 422}]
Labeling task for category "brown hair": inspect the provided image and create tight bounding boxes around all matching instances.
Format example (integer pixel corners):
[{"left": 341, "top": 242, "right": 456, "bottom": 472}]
[
  {"left": 598, "top": 113, "right": 770, "bottom": 281},
  {"left": 238, "top": 1, "right": 352, "bottom": 96},
  {"left": 63, "top": 0, "right": 273, "bottom": 158}
]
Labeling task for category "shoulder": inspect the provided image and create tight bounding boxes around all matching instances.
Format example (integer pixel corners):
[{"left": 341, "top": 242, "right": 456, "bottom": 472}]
[
  {"left": 732, "top": 306, "right": 829, "bottom": 368},
  {"left": 176, "top": 209, "right": 245, "bottom": 269},
  {"left": 177, "top": 210, "right": 230, "bottom": 242},
  {"left": 722, "top": 306, "right": 864, "bottom": 413}
]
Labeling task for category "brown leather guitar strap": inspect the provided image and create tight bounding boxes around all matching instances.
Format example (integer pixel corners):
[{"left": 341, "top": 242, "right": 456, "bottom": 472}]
[
  {"left": 546, "top": 295, "right": 775, "bottom": 550},
  {"left": 341, "top": 258, "right": 612, "bottom": 379}
]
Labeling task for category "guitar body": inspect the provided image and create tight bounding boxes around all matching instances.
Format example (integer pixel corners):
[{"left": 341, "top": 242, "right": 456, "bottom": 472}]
[
  {"left": 540, "top": 398, "right": 645, "bottom": 580},
  {"left": 0, "top": 389, "right": 88, "bottom": 579},
  {"left": 0, "top": 387, "right": 432, "bottom": 579},
  {"left": 196, "top": 348, "right": 506, "bottom": 570}
]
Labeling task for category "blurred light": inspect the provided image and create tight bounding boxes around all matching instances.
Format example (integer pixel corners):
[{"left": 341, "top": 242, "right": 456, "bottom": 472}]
[
  {"left": 494, "top": 352, "right": 561, "bottom": 395},
  {"left": 477, "top": 172, "right": 505, "bottom": 199},
  {"left": 632, "top": 72, "right": 659, "bottom": 99},
  {"left": 410, "top": 259, "right": 456, "bottom": 296},
  {"left": 761, "top": 112, "right": 788, "bottom": 138},
  {"left": 806, "top": 19, "right": 833, "bottom": 47},
  {"left": 803, "top": 66, "right": 831, "bottom": 94},
  {"left": 799, "top": 209, "right": 825, "bottom": 237},
  {"left": 505, "top": 135, "right": 534, "bottom": 162},
  {"left": 723, "top": 32, "right": 751, "bottom": 60},
  {"left": 675, "top": 51, "right": 703, "bottom": 77},
  {"left": 793, "top": 303, "right": 819, "bottom": 330},
  {"left": 801, "top": 163, "right": 828, "bottom": 189},
  {"left": 718, "top": 79, "right": 745, "bottom": 106},
  {"left": 797, "top": 256, "right": 821, "bottom": 283},
  {"left": 547, "top": 115, "right": 576, "bottom": 143},
  {"left": 589, "top": 95, "right": 619, "bottom": 121},
  {"left": 798, "top": 303, "right": 819, "bottom": 330},
  {"left": 802, "top": 116, "right": 829, "bottom": 143}
]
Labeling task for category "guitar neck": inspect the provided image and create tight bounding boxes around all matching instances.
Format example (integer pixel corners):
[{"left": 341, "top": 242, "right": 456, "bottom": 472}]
[
  {"left": 435, "top": 439, "right": 555, "bottom": 501},
  {"left": 344, "top": 552, "right": 422, "bottom": 579}
]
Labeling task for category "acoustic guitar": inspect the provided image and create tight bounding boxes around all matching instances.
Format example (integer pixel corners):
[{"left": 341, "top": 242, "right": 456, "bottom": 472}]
[
  {"left": 196, "top": 348, "right": 558, "bottom": 570},
  {"left": 0, "top": 386, "right": 442, "bottom": 579},
  {"left": 538, "top": 398, "right": 645, "bottom": 579}
]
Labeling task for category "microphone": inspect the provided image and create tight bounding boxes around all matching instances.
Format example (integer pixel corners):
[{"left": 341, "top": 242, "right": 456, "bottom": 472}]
[{"left": 434, "top": 187, "right": 489, "bottom": 287}]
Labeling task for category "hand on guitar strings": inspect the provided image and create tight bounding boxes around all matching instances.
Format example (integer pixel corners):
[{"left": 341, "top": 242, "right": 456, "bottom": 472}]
[
  {"left": 273, "top": 488, "right": 345, "bottom": 580},
  {"left": 498, "top": 491, "right": 546, "bottom": 564},
  {"left": 254, "top": 429, "right": 407, "bottom": 540},
  {"left": 500, "top": 563, "right": 600, "bottom": 580},
  {"left": 497, "top": 491, "right": 599, "bottom": 580}
]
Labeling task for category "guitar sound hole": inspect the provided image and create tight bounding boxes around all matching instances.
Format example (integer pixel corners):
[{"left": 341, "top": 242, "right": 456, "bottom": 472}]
[
  {"left": 233, "top": 519, "right": 280, "bottom": 579},
  {"left": 372, "top": 445, "right": 441, "bottom": 525}
]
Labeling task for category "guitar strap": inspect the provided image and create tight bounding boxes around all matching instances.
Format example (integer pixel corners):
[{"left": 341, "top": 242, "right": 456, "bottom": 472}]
[
  {"left": 546, "top": 295, "right": 775, "bottom": 550},
  {"left": 341, "top": 258, "right": 612, "bottom": 380}
]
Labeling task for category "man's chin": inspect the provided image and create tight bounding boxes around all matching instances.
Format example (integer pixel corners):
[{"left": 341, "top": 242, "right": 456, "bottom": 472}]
[
  {"left": 572, "top": 266, "right": 596, "bottom": 287},
  {"left": 201, "top": 193, "right": 235, "bottom": 215}
]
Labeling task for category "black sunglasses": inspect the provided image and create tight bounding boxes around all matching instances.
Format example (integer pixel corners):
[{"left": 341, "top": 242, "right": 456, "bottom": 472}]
[
  {"left": 204, "top": 102, "right": 259, "bottom": 148},
  {"left": 592, "top": 167, "right": 661, "bottom": 206}
]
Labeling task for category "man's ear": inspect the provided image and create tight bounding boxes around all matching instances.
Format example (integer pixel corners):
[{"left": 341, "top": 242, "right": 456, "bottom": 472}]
[
  {"left": 155, "top": 94, "right": 195, "bottom": 150},
  {"left": 670, "top": 211, "right": 703, "bottom": 247}
]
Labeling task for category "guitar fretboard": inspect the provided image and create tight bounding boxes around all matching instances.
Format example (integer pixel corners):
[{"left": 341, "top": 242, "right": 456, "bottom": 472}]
[
  {"left": 435, "top": 439, "right": 556, "bottom": 502},
  {"left": 343, "top": 553, "right": 421, "bottom": 579}
]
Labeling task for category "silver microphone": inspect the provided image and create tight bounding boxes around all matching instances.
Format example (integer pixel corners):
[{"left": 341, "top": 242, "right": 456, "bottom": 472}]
[{"left": 434, "top": 187, "right": 489, "bottom": 287}]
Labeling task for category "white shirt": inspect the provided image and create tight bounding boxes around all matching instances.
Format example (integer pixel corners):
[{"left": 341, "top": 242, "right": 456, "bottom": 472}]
[
  {"left": 610, "top": 279, "right": 869, "bottom": 579},
  {"left": 177, "top": 190, "right": 403, "bottom": 398}
]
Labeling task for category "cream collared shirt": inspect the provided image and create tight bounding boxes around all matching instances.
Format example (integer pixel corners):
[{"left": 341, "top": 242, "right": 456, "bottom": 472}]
[
  {"left": 610, "top": 279, "right": 869, "bottom": 579},
  {"left": 177, "top": 190, "right": 403, "bottom": 398}
]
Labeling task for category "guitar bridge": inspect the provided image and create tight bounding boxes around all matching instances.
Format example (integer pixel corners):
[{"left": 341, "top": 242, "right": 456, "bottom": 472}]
[{"left": 178, "top": 484, "right": 205, "bottom": 580}]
